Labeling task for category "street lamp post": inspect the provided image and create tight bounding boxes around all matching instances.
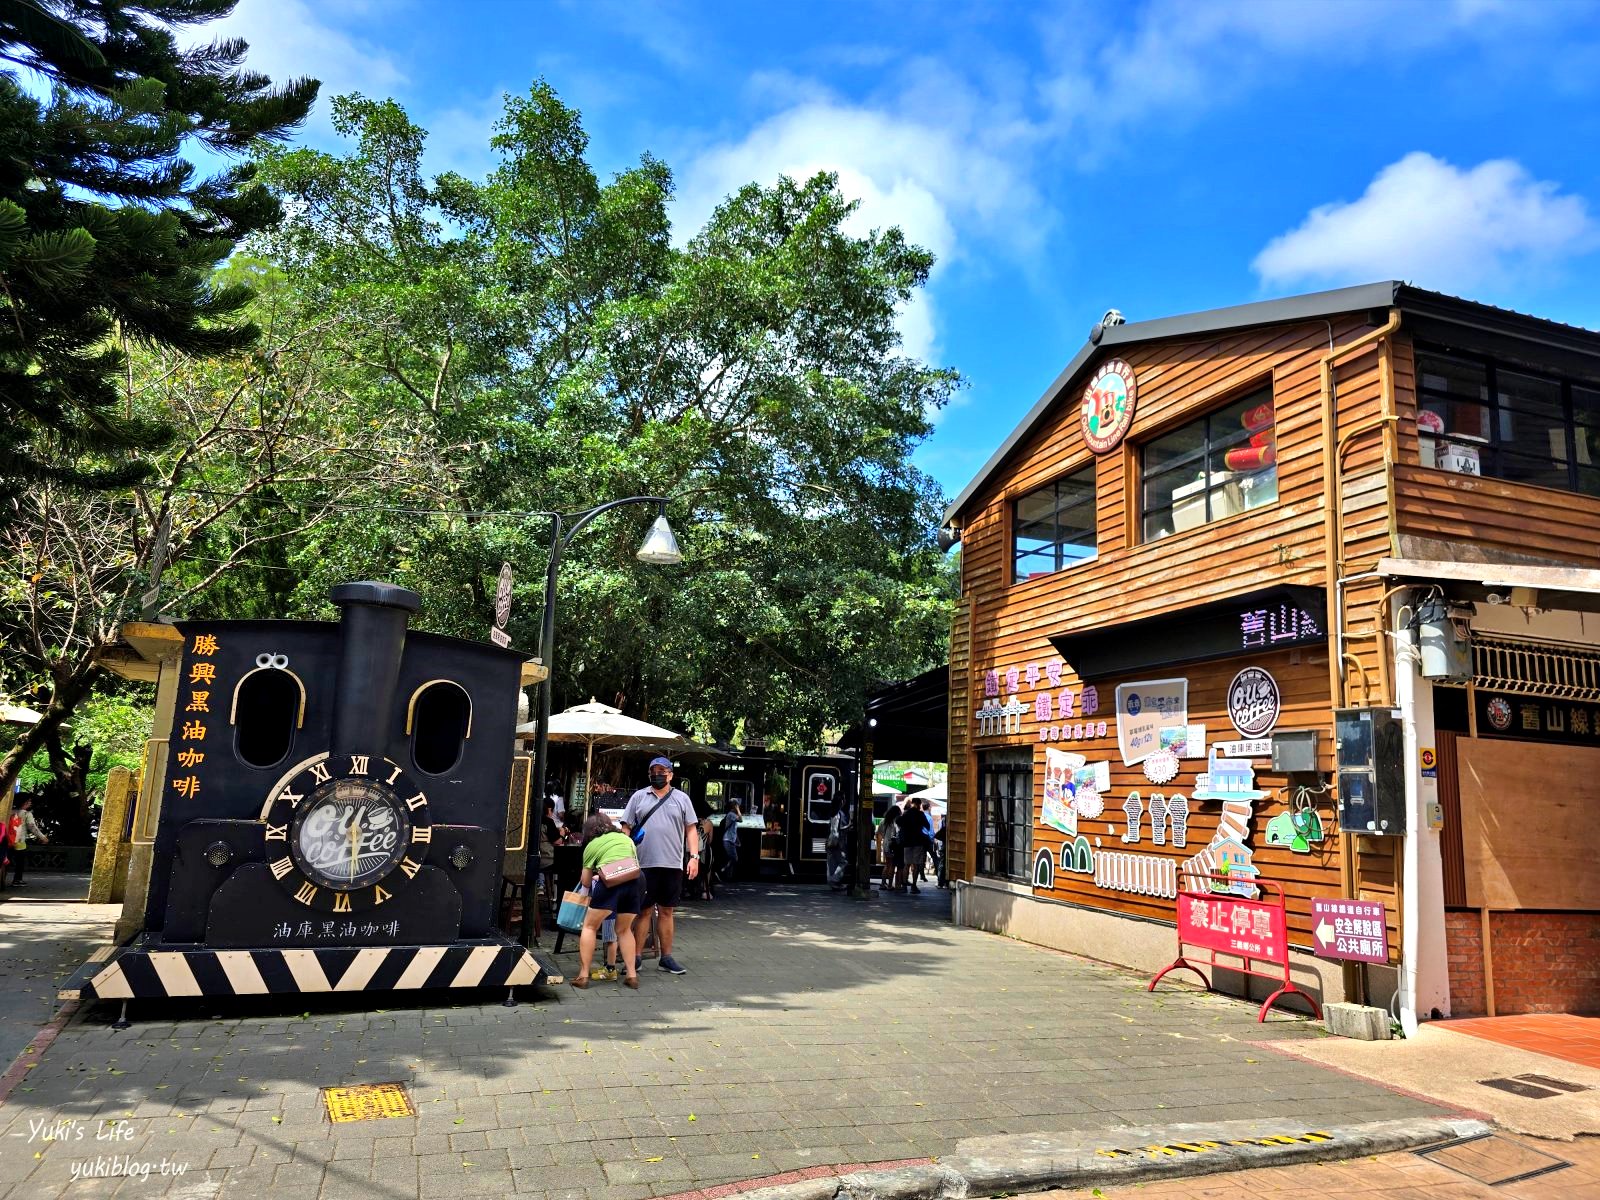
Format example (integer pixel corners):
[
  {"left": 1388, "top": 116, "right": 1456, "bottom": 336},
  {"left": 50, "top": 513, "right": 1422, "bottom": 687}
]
[{"left": 520, "top": 496, "right": 682, "bottom": 950}]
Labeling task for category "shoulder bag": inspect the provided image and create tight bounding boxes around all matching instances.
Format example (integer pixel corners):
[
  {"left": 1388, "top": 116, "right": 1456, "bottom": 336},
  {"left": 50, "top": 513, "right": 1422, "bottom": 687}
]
[
  {"left": 598, "top": 854, "right": 642, "bottom": 886},
  {"left": 629, "top": 792, "right": 672, "bottom": 845}
]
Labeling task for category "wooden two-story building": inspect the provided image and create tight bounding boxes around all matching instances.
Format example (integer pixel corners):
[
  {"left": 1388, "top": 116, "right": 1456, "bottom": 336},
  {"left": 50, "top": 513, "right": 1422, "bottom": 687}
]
[{"left": 940, "top": 282, "right": 1600, "bottom": 1023}]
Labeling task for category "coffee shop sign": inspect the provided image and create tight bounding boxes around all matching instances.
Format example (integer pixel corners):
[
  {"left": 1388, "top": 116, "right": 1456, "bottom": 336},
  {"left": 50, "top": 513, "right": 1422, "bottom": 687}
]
[{"left": 1227, "top": 667, "right": 1280, "bottom": 738}]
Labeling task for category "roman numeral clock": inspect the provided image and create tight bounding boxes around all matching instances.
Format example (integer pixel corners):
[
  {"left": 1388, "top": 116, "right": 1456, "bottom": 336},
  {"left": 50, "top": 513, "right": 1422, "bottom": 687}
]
[
  {"left": 70, "top": 579, "right": 555, "bottom": 1019},
  {"left": 262, "top": 752, "right": 433, "bottom": 913}
]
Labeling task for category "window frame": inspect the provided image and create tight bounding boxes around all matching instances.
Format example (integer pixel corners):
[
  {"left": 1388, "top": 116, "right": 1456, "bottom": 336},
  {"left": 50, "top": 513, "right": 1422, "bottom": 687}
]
[
  {"left": 1138, "top": 383, "right": 1278, "bottom": 545},
  {"left": 1415, "top": 345, "right": 1600, "bottom": 498},
  {"left": 976, "top": 748, "right": 1033, "bottom": 883},
  {"left": 1010, "top": 463, "right": 1098, "bottom": 585}
]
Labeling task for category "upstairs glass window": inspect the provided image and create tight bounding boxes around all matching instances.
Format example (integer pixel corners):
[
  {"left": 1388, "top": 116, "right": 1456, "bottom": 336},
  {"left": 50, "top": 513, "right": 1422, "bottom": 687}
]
[
  {"left": 1142, "top": 386, "right": 1277, "bottom": 542},
  {"left": 1417, "top": 349, "right": 1600, "bottom": 496},
  {"left": 1012, "top": 466, "right": 1097, "bottom": 583}
]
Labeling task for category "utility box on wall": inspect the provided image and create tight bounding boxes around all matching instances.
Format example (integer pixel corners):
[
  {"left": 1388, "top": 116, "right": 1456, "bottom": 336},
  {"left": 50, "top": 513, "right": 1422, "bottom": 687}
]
[
  {"left": 1416, "top": 595, "right": 1472, "bottom": 681},
  {"left": 1335, "top": 707, "right": 1407, "bottom": 835}
]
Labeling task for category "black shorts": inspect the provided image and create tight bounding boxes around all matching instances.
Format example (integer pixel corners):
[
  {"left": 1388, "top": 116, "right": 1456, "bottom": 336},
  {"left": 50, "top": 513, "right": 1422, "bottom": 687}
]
[
  {"left": 590, "top": 875, "right": 645, "bottom": 916},
  {"left": 643, "top": 866, "right": 683, "bottom": 909}
]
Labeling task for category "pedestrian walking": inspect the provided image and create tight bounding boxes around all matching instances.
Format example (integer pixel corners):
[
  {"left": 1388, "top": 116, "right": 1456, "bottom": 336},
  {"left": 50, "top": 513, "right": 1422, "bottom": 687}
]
[
  {"left": 826, "top": 799, "right": 850, "bottom": 890},
  {"left": 878, "top": 802, "right": 901, "bottom": 890},
  {"left": 896, "top": 798, "right": 927, "bottom": 893},
  {"left": 622, "top": 756, "right": 699, "bottom": 975},
  {"left": 7, "top": 799, "right": 47, "bottom": 886},
  {"left": 719, "top": 802, "right": 742, "bottom": 883},
  {"left": 571, "top": 812, "right": 643, "bottom": 990}
]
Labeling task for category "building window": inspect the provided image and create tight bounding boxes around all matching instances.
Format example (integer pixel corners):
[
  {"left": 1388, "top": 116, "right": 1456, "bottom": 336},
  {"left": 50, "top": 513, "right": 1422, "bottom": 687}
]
[
  {"left": 977, "top": 748, "right": 1032, "bottom": 882},
  {"left": 1417, "top": 349, "right": 1600, "bottom": 496},
  {"left": 1141, "top": 386, "right": 1277, "bottom": 542},
  {"left": 1012, "top": 466, "right": 1097, "bottom": 583}
]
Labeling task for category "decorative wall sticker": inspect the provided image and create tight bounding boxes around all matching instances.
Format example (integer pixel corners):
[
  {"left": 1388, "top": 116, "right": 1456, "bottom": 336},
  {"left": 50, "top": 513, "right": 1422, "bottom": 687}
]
[
  {"left": 1061, "top": 835, "right": 1094, "bottom": 874},
  {"left": 1144, "top": 749, "right": 1180, "bottom": 785},
  {"left": 1033, "top": 847, "right": 1055, "bottom": 889},
  {"left": 1150, "top": 793, "right": 1167, "bottom": 845},
  {"left": 1265, "top": 788, "right": 1327, "bottom": 852},
  {"left": 1116, "top": 678, "right": 1188, "bottom": 765},
  {"left": 1168, "top": 794, "right": 1191, "bottom": 848},
  {"left": 1006, "top": 666, "right": 1020, "bottom": 693},
  {"left": 1180, "top": 795, "right": 1260, "bottom": 899},
  {"left": 1264, "top": 812, "right": 1299, "bottom": 850},
  {"left": 1042, "top": 748, "right": 1077, "bottom": 836},
  {"left": 1191, "top": 748, "right": 1269, "bottom": 801},
  {"left": 1046, "top": 660, "right": 1064, "bottom": 687},
  {"left": 1057, "top": 689, "right": 1076, "bottom": 719},
  {"left": 1122, "top": 792, "right": 1144, "bottom": 843},
  {"left": 1094, "top": 849, "right": 1177, "bottom": 898},
  {"left": 976, "top": 700, "right": 1004, "bottom": 736},
  {"left": 984, "top": 669, "right": 999, "bottom": 698},
  {"left": 1025, "top": 663, "right": 1040, "bottom": 688},
  {"left": 1226, "top": 666, "right": 1281, "bottom": 737},
  {"left": 1073, "top": 760, "right": 1112, "bottom": 794},
  {"left": 1001, "top": 697, "right": 1027, "bottom": 735},
  {"left": 1082, "top": 686, "right": 1100, "bottom": 716},
  {"left": 1074, "top": 788, "right": 1105, "bottom": 820}
]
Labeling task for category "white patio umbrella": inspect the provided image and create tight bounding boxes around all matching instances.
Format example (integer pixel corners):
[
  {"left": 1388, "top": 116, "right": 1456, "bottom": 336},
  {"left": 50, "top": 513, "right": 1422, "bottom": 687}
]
[
  {"left": 915, "top": 780, "right": 947, "bottom": 803},
  {"left": 515, "top": 699, "right": 685, "bottom": 813},
  {"left": 0, "top": 703, "right": 42, "bottom": 725}
]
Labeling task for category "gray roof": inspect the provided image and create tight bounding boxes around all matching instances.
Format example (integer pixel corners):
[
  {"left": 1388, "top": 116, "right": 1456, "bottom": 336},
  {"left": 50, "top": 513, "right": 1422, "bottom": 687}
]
[{"left": 942, "top": 281, "right": 1405, "bottom": 526}]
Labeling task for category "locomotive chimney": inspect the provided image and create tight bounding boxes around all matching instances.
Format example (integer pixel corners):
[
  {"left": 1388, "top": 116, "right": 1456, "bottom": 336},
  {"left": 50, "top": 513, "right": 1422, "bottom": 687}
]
[{"left": 328, "top": 581, "right": 422, "bottom": 755}]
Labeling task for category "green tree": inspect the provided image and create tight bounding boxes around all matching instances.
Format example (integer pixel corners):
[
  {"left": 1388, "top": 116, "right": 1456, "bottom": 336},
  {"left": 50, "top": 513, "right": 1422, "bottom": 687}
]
[
  {"left": 0, "top": 295, "right": 428, "bottom": 803},
  {"left": 0, "top": 0, "right": 317, "bottom": 497},
  {"left": 245, "top": 86, "right": 958, "bottom": 748}
]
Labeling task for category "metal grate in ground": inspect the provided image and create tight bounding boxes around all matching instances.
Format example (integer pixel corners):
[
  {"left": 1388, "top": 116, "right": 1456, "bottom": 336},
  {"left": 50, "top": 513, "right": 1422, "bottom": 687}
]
[
  {"left": 321, "top": 1081, "right": 416, "bottom": 1123},
  {"left": 1416, "top": 1131, "right": 1571, "bottom": 1187}
]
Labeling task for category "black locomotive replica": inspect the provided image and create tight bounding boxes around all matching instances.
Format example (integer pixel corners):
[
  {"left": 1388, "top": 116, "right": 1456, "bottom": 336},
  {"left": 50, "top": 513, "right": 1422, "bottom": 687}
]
[{"left": 78, "top": 581, "right": 554, "bottom": 1010}]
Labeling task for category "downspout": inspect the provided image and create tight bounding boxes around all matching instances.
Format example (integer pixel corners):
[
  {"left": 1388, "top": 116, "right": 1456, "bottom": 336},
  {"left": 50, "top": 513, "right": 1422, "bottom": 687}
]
[{"left": 1321, "top": 306, "right": 1401, "bottom": 1004}]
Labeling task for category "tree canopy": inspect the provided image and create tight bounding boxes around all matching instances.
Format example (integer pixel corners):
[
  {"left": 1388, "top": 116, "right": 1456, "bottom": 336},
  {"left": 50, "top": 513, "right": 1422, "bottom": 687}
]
[
  {"left": 0, "top": 0, "right": 317, "bottom": 496},
  {"left": 237, "top": 86, "right": 958, "bottom": 747}
]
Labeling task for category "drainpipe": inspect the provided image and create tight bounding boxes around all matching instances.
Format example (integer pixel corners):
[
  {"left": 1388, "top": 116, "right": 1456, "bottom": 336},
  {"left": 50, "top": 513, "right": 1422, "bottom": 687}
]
[{"left": 1320, "top": 307, "right": 1401, "bottom": 1004}]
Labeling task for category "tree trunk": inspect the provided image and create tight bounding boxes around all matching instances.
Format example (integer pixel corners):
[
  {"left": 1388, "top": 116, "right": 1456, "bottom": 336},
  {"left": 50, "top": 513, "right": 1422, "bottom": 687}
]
[{"left": 0, "top": 661, "right": 99, "bottom": 802}]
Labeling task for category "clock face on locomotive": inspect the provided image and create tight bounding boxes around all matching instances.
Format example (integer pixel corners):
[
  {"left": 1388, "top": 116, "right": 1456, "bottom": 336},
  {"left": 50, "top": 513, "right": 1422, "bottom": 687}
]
[{"left": 262, "top": 752, "right": 433, "bottom": 911}]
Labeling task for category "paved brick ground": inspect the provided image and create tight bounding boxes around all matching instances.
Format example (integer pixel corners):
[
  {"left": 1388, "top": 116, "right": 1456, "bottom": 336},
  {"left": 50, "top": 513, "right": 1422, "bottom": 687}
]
[
  {"left": 0, "top": 885, "right": 1447, "bottom": 1200},
  {"left": 0, "top": 881, "right": 114, "bottom": 1067}
]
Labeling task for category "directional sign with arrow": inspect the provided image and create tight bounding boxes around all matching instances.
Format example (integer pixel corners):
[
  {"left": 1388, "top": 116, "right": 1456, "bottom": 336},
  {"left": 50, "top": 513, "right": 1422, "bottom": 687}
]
[{"left": 1310, "top": 897, "right": 1389, "bottom": 963}]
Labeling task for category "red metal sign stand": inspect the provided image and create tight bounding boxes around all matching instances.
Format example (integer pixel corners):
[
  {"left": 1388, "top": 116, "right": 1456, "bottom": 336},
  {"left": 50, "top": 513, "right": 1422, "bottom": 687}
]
[{"left": 1148, "top": 876, "right": 1321, "bottom": 1023}]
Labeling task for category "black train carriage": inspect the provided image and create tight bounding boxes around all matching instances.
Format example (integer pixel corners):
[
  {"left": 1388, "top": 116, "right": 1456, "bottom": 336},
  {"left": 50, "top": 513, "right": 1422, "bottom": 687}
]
[{"left": 81, "top": 581, "right": 556, "bottom": 1010}]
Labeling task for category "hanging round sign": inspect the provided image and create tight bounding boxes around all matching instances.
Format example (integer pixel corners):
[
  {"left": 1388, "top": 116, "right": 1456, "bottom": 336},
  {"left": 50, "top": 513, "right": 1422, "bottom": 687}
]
[
  {"left": 1227, "top": 666, "right": 1281, "bottom": 737},
  {"left": 1081, "top": 358, "right": 1138, "bottom": 454}
]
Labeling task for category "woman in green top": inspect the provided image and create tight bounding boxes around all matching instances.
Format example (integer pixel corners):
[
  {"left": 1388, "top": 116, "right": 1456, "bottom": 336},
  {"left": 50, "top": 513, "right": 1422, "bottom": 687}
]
[{"left": 573, "top": 813, "right": 644, "bottom": 989}]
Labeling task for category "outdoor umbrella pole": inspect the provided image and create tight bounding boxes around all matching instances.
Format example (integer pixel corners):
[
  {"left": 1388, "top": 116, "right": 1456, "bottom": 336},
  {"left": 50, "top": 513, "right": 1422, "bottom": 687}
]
[{"left": 584, "top": 740, "right": 594, "bottom": 817}]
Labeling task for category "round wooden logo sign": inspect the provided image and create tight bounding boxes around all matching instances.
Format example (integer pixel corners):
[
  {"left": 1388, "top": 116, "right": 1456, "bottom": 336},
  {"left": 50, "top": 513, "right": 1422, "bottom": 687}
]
[
  {"left": 1081, "top": 359, "right": 1138, "bottom": 453},
  {"left": 1227, "top": 666, "right": 1281, "bottom": 738}
]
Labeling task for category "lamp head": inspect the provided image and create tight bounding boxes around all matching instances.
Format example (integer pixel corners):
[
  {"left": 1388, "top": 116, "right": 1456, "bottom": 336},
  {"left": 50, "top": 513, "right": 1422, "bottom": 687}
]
[{"left": 635, "top": 511, "right": 683, "bottom": 565}]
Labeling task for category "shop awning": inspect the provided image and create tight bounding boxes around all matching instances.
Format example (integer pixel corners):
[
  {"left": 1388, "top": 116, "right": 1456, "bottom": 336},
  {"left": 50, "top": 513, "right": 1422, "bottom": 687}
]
[
  {"left": 841, "top": 664, "right": 948, "bottom": 762},
  {"left": 1376, "top": 557, "right": 1600, "bottom": 597},
  {"left": 1048, "top": 585, "right": 1326, "bottom": 680}
]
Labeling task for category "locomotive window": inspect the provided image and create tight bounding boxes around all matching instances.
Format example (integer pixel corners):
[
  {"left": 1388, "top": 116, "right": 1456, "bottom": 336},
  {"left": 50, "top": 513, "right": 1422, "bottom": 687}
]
[
  {"left": 232, "top": 669, "right": 303, "bottom": 768},
  {"left": 410, "top": 681, "right": 472, "bottom": 775}
]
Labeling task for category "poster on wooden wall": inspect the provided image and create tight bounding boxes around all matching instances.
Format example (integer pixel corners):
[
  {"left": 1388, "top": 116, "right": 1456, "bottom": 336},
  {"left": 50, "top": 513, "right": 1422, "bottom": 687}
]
[
  {"left": 1042, "top": 748, "right": 1077, "bottom": 835},
  {"left": 1115, "top": 678, "right": 1188, "bottom": 765}
]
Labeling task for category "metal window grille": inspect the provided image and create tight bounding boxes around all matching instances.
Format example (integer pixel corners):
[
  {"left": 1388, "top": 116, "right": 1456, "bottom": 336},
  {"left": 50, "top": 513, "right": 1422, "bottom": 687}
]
[
  {"left": 1472, "top": 634, "right": 1600, "bottom": 702},
  {"left": 977, "top": 748, "right": 1033, "bottom": 882}
]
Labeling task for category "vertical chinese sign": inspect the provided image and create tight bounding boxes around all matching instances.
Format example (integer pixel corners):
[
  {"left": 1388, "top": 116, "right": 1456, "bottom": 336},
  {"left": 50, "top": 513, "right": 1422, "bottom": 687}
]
[{"left": 171, "top": 632, "right": 221, "bottom": 808}]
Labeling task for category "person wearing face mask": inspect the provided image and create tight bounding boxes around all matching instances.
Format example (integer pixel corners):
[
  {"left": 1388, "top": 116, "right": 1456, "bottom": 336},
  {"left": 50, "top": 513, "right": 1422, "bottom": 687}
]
[{"left": 621, "top": 756, "right": 699, "bottom": 975}]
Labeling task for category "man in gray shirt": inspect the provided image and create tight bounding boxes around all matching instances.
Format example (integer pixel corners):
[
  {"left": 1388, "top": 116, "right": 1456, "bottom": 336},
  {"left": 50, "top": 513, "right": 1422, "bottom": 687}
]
[{"left": 622, "top": 756, "right": 700, "bottom": 975}]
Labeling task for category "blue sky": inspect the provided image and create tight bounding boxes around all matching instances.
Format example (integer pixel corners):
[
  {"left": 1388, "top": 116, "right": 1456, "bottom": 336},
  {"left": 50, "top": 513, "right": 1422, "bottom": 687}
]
[{"left": 215, "top": 0, "right": 1600, "bottom": 501}]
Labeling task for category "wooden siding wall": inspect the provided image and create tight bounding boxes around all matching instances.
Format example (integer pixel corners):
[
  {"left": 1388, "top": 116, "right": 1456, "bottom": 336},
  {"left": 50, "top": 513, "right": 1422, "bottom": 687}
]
[
  {"left": 952, "top": 315, "right": 1403, "bottom": 954},
  {"left": 1392, "top": 337, "right": 1600, "bottom": 567}
]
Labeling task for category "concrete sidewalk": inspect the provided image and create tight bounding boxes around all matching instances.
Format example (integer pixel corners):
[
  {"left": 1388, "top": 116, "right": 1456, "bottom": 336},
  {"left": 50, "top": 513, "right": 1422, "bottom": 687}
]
[
  {"left": 0, "top": 883, "right": 115, "bottom": 1068},
  {"left": 0, "top": 885, "right": 1450, "bottom": 1199}
]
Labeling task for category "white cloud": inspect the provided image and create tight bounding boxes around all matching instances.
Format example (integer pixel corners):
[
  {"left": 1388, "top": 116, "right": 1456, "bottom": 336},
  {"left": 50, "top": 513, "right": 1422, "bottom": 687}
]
[
  {"left": 1252, "top": 152, "right": 1598, "bottom": 292},
  {"left": 673, "top": 96, "right": 1040, "bottom": 363},
  {"left": 206, "top": 0, "right": 407, "bottom": 137},
  {"left": 424, "top": 90, "right": 507, "bottom": 181}
]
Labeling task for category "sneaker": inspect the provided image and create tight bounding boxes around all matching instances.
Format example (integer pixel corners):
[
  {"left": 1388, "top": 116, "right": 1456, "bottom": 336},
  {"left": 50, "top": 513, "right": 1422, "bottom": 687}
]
[
  {"left": 658, "top": 955, "right": 687, "bottom": 975},
  {"left": 634, "top": 956, "right": 642, "bottom": 972}
]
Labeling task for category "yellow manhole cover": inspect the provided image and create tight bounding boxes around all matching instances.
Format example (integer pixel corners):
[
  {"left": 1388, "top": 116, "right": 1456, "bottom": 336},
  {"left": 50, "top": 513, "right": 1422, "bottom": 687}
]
[{"left": 322, "top": 1082, "right": 416, "bottom": 1123}]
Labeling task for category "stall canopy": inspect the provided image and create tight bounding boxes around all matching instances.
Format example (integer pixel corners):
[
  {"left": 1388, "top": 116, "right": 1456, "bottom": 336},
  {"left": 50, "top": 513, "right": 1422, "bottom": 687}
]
[
  {"left": 841, "top": 664, "right": 948, "bottom": 762},
  {"left": 516, "top": 699, "right": 685, "bottom": 813}
]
